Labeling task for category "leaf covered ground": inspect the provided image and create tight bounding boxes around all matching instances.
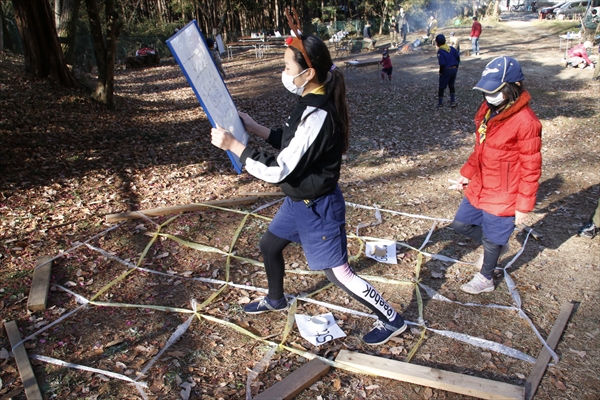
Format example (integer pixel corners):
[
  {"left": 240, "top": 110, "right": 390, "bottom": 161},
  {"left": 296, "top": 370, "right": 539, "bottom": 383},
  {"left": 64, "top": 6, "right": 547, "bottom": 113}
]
[{"left": 0, "top": 17, "right": 599, "bottom": 400}]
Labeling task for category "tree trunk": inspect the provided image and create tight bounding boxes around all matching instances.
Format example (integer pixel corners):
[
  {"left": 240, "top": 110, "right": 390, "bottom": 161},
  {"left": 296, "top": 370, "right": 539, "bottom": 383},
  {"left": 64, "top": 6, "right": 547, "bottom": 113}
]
[
  {"left": 84, "top": 0, "right": 121, "bottom": 108},
  {"left": 57, "top": 0, "right": 81, "bottom": 65},
  {"left": 493, "top": 0, "right": 501, "bottom": 16},
  {"left": 12, "top": 0, "right": 74, "bottom": 86},
  {"left": 274, "top": 0, "right": 279, "bottom": 33},
  {"left": 217, "top": 0, "right": 229, "bottom": 35},
  {"left": 0, "top": 5, "right": 14, "bottom": 53},
  {"left": 0, "top": 6, "right": 3, "bottom": 54},
  {"left": 54, "top": 0, "right": 62, "bottom": 28}
]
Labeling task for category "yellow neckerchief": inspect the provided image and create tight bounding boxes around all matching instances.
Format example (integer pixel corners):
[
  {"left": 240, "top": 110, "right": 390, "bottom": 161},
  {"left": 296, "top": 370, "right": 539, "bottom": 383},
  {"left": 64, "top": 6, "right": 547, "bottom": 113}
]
[
  {"left": 438, "top": 43, "right": 450, "bottom": 53},
  {"left": 478, "top": 101, "right": 515, "bottom": 144},
  {"left": 309, "top": 85, "right": 325, "bottom": 95}
]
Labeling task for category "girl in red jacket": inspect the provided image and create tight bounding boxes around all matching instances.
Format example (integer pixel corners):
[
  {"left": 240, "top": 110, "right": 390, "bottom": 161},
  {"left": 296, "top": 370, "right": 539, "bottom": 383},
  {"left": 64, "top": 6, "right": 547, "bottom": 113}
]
[{"left": 451, "top": 56, "right": 542, "bottom": 294}]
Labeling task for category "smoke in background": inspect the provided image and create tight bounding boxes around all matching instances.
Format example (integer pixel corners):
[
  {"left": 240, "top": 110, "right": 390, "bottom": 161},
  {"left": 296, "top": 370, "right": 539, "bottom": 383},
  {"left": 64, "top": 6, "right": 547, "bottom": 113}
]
[{"left": 400, "top": 0, "right": 480, "bottom": 31}]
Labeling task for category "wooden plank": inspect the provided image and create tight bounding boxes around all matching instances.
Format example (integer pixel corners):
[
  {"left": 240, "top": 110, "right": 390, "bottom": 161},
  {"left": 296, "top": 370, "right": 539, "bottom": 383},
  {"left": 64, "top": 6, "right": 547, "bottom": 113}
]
[
  {"left": 27, "top": 256, "right": 53, "bottom": 312},
  {"left": 5, "top": 321, "right": 43, "bottom": 400},
  {"left": 105, "top": 197, "right": 259, "bottom": 223},
  {"left": 524, "top": 302, "right": 575, "bottom": 400},
  {"left": 254, "top": 358, "right": 330, "bottom": 400},
  {"left": 335, "top": 350, "right": 523, "bottom": 400}
]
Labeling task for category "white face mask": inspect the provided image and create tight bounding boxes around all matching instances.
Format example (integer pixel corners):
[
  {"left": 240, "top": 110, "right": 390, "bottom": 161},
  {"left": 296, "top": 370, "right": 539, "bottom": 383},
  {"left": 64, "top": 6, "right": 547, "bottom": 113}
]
[
  {"left": 281, "top": 69, "right": 309, "bottom": 96},
  {"left": 485, "top": 91, "right": 505, "bottom": 106}
]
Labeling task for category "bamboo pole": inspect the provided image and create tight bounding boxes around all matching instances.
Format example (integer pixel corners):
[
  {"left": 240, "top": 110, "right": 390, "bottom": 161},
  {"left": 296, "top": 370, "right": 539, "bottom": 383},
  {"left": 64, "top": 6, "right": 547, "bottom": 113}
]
[{"left": 105, "top": 196, "right": 259, "bottom": 223}]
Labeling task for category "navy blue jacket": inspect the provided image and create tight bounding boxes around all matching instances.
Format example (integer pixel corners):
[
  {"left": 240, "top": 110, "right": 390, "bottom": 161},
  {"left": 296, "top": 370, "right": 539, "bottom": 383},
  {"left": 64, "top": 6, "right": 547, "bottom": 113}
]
[{"left": 437, "top": 46, "right": 460, "bottom": 74}]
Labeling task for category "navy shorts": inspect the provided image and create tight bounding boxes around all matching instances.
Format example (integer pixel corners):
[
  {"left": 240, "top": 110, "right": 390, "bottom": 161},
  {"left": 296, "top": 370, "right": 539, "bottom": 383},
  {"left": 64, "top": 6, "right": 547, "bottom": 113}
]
[
  {"left": 382, "top": 67, "right": 393, "bottom": 75},
  {"left": 439, "top": 67, "right": 457, "bottom": 90},
  {"left": 454, "top": 197, "right": 515, "bottom": 245},
  {"left": 268, "top": 186, "right": 348, "bottom": 270}
]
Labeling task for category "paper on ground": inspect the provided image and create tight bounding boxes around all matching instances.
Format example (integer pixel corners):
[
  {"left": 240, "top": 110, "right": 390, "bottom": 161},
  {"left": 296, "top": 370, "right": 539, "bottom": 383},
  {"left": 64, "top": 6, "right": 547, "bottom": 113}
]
[
  {"left": 365, "top": 240, "right": 397, "bottom": 264},
  {"left": 295, "top": 312, "right": 346, "bottom": 346}
]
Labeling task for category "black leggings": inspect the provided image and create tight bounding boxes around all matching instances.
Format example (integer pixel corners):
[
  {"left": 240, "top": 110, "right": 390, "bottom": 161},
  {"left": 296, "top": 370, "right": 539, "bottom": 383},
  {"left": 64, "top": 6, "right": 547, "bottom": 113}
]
[
  {"left": 450, "top": 220, "right": 503, "bottom": 279},
  {"left": 260, "top": 229, "right": 395, "bottom": 321},
  {"left": 260, "top": 229, "right": 291, "bottom": 301}
]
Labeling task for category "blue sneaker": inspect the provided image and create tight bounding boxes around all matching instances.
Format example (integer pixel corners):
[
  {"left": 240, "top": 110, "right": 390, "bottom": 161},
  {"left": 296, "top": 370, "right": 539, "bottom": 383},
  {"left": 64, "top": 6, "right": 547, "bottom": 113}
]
[
  {"left": 243, "top": 297, "right": 288, "bottom": 314},
  {"left": 578, "top": 222, "right": 597, "bottom": 239},
  {"left": 363, "top": 315, "right": 407, "bottom": 346}
]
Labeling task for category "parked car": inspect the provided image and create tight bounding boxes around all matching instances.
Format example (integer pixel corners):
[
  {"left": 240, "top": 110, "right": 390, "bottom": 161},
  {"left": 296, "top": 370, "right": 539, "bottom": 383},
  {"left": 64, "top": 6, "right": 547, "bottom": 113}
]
[
  {"left": 553, "top": 0, "right": 587, "bottom": 20},
  {"left": 539, "top": 2, "right": 566, "bottom": 19}
]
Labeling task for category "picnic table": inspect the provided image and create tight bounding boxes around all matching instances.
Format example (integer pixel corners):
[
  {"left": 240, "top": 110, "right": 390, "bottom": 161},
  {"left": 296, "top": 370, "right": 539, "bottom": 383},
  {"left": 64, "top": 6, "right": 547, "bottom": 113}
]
[
  {"left": 238, "top": 35, "right": 265, "bottom": 41},
  {"left": 225, "top": 42, "right": 262, "bottom": 59},
  {"left": 226, "top": 35, "right": 291, "bottom": 59},
  {"left": 329, "top": 39, "right": 351, "bottom": 57},
  {"left": 559, "top": 33, "right": 581, "bottom": 51}
]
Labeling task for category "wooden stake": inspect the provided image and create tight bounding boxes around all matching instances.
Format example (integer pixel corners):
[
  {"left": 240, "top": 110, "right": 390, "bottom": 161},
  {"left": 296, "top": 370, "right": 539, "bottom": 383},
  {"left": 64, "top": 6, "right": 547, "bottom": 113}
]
[
  {"left": 254, "top": 358, "right": 330, "bottom": 400},
  {"left": 27, "top": 256, "right": 53, "bottom": 312},
  {"left": 524, "top": 302, "right": 574, "bottom": 400},
  {"left": 335, "top": 350, "right": 524, "bottom": 400},
  {"left": 5, "top": 321, "right": 43, "bottom": 400},
  {"left": 105, "top": 197, "right": 259, "bottom": 223}
]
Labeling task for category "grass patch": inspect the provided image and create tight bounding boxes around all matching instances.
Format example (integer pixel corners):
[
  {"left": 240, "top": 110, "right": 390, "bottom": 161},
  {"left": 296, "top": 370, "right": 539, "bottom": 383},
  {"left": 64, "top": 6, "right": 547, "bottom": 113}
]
[{"left": 532, "top": 20, "right": 581, "bottom": 35}]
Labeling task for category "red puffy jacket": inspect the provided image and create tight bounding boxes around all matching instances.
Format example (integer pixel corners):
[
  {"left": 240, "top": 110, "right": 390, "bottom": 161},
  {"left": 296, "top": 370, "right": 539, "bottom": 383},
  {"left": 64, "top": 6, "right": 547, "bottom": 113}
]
[{"left": 460, "top": 91, "right": 542, "bottom": 217}]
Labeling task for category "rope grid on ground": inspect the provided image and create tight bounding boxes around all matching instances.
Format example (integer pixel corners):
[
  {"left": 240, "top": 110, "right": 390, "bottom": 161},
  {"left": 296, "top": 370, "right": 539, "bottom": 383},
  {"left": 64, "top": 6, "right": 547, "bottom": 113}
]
[{"left": 15, "top": 200, "right": 558, "bottom": 398}]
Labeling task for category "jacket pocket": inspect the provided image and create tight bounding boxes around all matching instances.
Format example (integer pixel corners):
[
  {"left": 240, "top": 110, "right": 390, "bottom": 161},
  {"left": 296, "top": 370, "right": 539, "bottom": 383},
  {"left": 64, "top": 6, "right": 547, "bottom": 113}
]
[{"left": 500, "top": 161, "right": 510, "bottom": 192}]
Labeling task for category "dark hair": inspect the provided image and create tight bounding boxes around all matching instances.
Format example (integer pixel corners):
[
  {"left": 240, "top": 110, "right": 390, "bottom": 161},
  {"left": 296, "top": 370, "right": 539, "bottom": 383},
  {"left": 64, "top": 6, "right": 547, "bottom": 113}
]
[
  {"left": 485, "top": 82, "right": 524, "bottom": 112},
  {"left": 435, "top": 34, "right": 446, "bottom": 45},
  {"left": 290, "top": 35, "right": 350, "bottom": 153},
  {"left": 473, "top": 16, "right": 478, "bottom": 20},
  {"left": 206, "top": 38, "right": 215, "bottom": 48}
]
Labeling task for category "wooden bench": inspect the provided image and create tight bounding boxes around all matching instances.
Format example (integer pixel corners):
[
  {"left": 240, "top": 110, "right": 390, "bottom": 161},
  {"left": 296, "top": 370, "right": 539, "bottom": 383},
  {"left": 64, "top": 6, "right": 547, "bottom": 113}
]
[{"left": 343, "top": 58, "right": 380, "bottom": 72}]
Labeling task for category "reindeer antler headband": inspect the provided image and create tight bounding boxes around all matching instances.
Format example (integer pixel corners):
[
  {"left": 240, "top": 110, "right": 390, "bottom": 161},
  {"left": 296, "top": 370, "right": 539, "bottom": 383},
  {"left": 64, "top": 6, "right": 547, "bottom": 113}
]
[{"left": 284, "top": 7, "right": 313, "bottom": 69}]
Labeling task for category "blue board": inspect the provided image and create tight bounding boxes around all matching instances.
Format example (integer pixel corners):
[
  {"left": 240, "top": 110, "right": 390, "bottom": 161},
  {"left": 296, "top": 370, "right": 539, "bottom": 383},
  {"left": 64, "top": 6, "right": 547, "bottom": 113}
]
[{"left": 167, "top": 20, "right": 248, "bottom": 173}]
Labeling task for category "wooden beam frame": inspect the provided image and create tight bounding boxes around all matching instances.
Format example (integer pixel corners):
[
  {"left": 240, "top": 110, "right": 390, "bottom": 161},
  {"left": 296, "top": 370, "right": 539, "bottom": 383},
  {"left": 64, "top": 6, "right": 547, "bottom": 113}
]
[
  {"left": 335, "top": 350, "right": 524, "bottom": 400},
  {"left": 105, "top": 197, "right": 259, "bottom": 223},
  {"left": 524, "top": 302, "right": 574, "bottom": 400},
  {"left": 5, "top": 321, "right": 43, "bottom": 400},
  {"left": 254, "top": 358, "right": 330, "bottom": 400},
  {"left": 27, "top": 256, "right": 53, "bottom": 312}
]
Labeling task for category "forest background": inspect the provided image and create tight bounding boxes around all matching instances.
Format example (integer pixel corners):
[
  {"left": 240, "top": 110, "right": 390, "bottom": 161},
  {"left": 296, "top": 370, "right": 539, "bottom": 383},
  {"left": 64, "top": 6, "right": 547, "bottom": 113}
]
[{"left": 0, "top": 0, "right": 500, "bottom": 107}]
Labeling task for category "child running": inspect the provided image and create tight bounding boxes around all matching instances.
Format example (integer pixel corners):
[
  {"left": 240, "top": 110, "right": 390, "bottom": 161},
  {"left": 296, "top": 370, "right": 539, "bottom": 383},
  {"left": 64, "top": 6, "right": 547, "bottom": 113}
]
[
  {"left": 210, "top": 8, "right": 407, "bottom": 345},
  {"left": 380, "top": 48, "right": 393, "bottom": 83}
]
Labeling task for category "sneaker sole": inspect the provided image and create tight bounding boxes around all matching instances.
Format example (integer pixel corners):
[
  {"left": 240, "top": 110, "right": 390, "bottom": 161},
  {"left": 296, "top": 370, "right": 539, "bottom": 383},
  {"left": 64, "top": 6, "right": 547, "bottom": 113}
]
[
  {"left": 460, "top": 284, "right": 495, "bottom": 294},
  {"left": 363, "top": 323, "right": 407, "bottom": 346},
  {"left": 244, "top": 306, "right": 289, "bottom": 315}
]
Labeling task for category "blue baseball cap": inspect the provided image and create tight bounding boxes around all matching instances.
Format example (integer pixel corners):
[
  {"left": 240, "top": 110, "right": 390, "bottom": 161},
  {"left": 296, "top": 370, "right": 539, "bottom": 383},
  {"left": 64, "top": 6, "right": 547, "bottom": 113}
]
[{"left": 473, "top": 56, "right": 525, "bottom": 94}]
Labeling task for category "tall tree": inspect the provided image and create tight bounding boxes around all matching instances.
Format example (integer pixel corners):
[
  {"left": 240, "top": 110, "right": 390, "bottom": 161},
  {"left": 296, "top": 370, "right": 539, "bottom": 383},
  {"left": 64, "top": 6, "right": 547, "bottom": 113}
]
[
  {"left": 0, "top": 5, "right": 4, "bottom": 54},
  {"left": 492, "top": 0, "right": 501, "bottom": 16},
  {"left": 12, "top": 0, "right": 74, "bottom": 86},
  {"left": 57, "top": 0, "right": 81, "bottom": 65},
  {"left": 85, "top": 0, "right": 121, "bottom": 108}
]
